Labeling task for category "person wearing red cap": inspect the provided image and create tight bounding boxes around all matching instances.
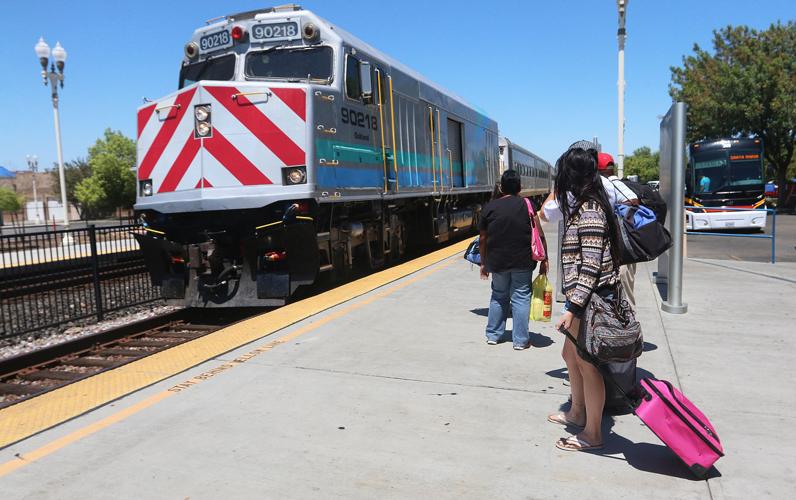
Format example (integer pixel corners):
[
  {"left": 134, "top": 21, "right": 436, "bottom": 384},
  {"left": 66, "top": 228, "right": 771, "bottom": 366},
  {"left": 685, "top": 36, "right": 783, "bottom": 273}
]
[{"left": 594, "top": 152, "right": 638, "bottom": 306}]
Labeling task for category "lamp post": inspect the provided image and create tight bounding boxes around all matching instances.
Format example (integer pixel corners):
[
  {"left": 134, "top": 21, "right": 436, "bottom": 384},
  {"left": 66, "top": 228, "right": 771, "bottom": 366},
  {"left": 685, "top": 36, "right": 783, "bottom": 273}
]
[
  {"left": 616, "top": 0, "right": 628, "bottom": 178},
  {"left": 35, "top": 37, "right": 69, "bottom": 228},
  {"left": 25, "top": 155, "right": 41, "bottom": 224}
]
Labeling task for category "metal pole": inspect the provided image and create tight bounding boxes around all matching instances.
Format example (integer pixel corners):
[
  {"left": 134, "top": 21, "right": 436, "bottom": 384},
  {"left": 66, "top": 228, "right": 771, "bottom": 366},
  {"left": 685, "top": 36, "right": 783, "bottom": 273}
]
[
  {"left": 88, "top": 224, "right": 104, "bottom": 321},
  {"left": 771, "top": 209, "right": 776, "bottom": 264},
  {"left": 32, "top": 175, "right": 40, "bottom": 224},
  {"left": 616, "top": 0, "right": 628, "bottom": 178},
  {"left": 52, "top": 91, "right": 69, "bottom": 228},
  {"left": 662, "top": 102, "right": 687, "bottom": 314}
]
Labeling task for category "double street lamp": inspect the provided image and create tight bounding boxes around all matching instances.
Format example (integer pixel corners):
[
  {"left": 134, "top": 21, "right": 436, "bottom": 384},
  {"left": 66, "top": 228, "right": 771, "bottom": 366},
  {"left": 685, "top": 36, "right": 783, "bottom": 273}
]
[
  {"left": 25, "top": 154, "right": 41, "bottom": 224},
  {"left": 34, "top": 37, "right": 69, "bottom": 228}
]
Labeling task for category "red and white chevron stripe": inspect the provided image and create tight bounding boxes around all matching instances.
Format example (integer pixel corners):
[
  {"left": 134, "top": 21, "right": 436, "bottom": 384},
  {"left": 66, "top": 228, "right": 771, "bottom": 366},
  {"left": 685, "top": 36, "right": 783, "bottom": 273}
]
[{"left": 136, "top": 84, "right": 307, "bottom": 194}]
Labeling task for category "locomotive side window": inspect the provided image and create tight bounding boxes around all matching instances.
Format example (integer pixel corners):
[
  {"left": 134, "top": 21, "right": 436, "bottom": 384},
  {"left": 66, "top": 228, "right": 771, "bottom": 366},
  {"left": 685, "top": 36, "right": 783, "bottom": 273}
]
[
  {"left": 245, "top": 46, "right": 333, "bottom": 81},
  {"left": 345, "top": 54, "right": 361, "bottom": 99},
  {"left": 179, "top": 54, "right": 236, "bottom": 89}
]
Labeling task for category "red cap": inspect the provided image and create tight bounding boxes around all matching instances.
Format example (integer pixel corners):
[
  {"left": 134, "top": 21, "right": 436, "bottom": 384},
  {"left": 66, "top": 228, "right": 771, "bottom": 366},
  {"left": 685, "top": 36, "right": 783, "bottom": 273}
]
[{"left": 597, "top": 152, "right": 615, "bottom": 171}]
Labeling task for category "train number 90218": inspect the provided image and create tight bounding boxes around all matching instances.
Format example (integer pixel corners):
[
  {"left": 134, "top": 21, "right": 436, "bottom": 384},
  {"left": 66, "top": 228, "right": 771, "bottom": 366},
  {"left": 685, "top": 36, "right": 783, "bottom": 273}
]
[{"left": 341, "top": 108, "right": 378, "bottom": 130}]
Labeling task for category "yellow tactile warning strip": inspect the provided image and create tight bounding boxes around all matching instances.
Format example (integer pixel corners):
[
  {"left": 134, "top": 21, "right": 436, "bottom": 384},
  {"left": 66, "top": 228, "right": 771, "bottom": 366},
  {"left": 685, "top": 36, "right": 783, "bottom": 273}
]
[
  {"left": 0, "top": 239, "right": 471, "bottom": 451},
  {"left": 0, "top": 257, "right": 458, "bottom": 478}
]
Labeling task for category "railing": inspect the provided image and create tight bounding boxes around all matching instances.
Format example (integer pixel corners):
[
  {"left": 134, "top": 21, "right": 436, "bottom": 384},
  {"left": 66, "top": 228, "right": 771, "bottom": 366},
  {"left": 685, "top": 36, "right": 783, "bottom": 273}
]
[
  {"left": 0, "top": 224, "right": 161, "bottom": 339},
  {"left": 685, "top": 206, "right": 777, "bottom": 263}
]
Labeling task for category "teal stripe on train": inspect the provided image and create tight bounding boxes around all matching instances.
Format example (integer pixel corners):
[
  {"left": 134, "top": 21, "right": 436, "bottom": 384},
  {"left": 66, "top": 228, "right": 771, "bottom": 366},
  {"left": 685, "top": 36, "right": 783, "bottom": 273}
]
[{"left": 314, "top": 138, "right": 479, "bottom": 189}]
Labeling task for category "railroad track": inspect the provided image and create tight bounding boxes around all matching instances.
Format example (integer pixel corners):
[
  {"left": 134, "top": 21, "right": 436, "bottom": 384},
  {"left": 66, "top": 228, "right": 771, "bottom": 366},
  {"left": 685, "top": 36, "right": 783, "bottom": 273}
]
[
  {"left": 0, "top": 308, "right": 256, "bottom": 409},
  {"left": 0, "top": 251, "right": 144, "bottom": 298}
]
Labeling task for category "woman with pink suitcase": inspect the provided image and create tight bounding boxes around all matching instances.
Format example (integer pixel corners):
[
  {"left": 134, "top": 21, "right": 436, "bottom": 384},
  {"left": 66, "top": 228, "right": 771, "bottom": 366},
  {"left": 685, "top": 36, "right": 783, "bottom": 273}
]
[
  {"left": 546, "top": 142, "right": 626, "bottom": 452},
  {"left": 548, "top": 141, "right": 724, "bottom": 476}
]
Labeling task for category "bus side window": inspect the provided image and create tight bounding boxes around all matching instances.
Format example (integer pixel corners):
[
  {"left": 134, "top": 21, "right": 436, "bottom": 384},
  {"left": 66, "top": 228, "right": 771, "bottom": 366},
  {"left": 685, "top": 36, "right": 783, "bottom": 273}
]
[{"left": 345, "top": 54, "right": 361, "bottom": 100}]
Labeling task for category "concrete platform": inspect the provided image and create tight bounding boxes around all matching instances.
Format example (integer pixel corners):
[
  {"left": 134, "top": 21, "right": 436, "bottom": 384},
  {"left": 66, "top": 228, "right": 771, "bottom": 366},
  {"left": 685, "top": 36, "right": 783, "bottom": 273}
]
[{"left": 1, "top": 222, "right": 794, "bottom": 499}]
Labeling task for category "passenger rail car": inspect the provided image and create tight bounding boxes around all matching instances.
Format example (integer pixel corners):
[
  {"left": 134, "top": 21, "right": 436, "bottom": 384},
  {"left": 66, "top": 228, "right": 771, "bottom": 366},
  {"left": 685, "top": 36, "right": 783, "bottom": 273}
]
[
  {"left": 498, "top": 137, "right": 554, "bottom": 204},
  {"left": 134, "top": 5, "right": 500, "bottom": 307}
]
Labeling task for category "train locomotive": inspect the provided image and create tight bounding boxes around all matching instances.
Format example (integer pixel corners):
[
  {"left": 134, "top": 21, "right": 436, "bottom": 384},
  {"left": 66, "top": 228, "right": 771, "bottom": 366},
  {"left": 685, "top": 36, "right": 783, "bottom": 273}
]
[{"left": 134, "top": 4, "right": 551, "bottom": 307}]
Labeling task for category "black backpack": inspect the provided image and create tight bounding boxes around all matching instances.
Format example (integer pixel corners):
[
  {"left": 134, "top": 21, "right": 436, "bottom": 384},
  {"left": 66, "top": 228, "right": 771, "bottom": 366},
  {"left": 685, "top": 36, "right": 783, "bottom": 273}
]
[{"left": 617, "top": 179, "right": 668, "bottom": 225}]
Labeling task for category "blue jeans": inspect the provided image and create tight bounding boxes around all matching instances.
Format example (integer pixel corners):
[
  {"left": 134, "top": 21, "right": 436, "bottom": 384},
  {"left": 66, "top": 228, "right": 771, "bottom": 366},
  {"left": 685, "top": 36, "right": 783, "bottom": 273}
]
[{"left": 485, "top": 269, "right": 532, "bottom": 347}]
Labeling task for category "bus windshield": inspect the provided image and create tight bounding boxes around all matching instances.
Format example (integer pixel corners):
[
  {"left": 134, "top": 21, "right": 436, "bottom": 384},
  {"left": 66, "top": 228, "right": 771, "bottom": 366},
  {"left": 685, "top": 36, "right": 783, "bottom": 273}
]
[
  {"left": 693, "top": 154, "right": 727, "bottom": 193},
  {"left": 729, "top": 151, "right": 763, "bottom": 187},
  {"left": 245, "top": 46, "right": 333, "bottom": 81}
]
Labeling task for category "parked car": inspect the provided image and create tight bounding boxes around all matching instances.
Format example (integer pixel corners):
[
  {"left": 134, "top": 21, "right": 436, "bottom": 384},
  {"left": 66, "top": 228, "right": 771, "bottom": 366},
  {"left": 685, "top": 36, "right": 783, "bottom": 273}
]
[{"left": 647, "top": 180, "right": 660, "bottom": 191}]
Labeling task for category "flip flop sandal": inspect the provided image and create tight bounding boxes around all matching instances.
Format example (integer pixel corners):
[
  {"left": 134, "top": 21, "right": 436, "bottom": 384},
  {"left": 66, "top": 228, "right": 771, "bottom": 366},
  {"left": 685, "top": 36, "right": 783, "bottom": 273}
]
[
  {"left": 547, "top": 413, "right": 584, "bottom": 428},
  {"left": 555, "top": 435, "right": 604, "bottom": 452}
]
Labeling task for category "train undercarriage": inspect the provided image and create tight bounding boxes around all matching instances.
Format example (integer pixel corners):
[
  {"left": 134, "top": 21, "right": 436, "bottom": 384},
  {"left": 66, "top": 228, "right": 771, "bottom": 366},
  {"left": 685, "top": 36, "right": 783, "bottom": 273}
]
[{"left": 135, "top": 194, "right": 488, "bottom": 307}]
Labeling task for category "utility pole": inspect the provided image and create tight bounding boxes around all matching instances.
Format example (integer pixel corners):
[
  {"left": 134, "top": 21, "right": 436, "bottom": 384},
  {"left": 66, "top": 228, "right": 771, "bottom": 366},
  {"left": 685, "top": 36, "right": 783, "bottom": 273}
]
[{"left": 617, "top": 0, "right": 628, "bottom": 178}]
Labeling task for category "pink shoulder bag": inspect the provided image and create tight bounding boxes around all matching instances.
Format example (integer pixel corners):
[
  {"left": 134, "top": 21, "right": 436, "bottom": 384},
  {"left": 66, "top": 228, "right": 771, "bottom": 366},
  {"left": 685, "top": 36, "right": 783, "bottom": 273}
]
[{"left": 524, "top": 198, "right": 546, "bottom": 261}]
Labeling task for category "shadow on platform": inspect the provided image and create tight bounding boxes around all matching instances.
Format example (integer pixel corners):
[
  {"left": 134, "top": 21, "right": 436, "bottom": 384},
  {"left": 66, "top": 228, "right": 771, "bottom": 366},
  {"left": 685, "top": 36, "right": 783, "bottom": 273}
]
[{"left": 547, "top": 411, "right": 722, "bottom": 480}]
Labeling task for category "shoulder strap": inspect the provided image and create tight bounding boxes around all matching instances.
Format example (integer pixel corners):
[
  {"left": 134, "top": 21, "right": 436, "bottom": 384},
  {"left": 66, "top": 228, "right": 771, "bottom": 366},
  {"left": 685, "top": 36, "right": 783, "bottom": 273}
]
[
  {"left": 609, "top": 178, "right": 632, "bottom": 203},
  {"left": 524, "top": 198, "right": 536, "bottom": 229}
]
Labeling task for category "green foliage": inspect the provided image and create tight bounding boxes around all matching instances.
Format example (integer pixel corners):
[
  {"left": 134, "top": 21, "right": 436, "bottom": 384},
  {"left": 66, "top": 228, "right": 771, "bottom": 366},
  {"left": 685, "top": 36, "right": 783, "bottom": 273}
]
[
  {"left": 74, "top": 176, "right": 106, "bottom": 216},
  {"left": 623, "top": 147, "right": 660, "bottom": 183},
  {"left": 0, "top": 186, "right": 24, "bottom": 212},
  {"left": 670, "top": 21, "right": 796, "bottom": 204},
  {"left": 51, "top": 157, "right": 92, "bottom": 217},
  {"left": 74, "top": 129, "right": 137, "bottom": 216}
]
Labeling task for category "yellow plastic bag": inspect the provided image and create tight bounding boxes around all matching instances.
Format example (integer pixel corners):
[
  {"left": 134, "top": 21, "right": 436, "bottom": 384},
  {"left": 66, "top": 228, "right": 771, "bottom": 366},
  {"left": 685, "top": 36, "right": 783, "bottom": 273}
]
[
  {"left": 531, "top": 274, "right": 553, "bottom": 322},
  {"left": 531, "top": 274, "right": 547, "bottom": 321}
]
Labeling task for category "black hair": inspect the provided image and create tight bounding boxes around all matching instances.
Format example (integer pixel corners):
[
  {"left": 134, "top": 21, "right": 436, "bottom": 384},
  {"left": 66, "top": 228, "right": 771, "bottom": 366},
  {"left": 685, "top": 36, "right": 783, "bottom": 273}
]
[
  {"left": 500, "top": 169, "right": 521, "bottom": 195},
  {"left": 554, "top": 147, "right": 622, "bottom": 265}
]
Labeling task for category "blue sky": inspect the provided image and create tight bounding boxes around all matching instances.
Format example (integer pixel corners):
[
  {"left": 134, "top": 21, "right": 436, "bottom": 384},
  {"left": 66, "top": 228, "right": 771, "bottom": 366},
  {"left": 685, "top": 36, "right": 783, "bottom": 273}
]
[{"left": 0, "top": 0, "right": 792, "bottom": 171}]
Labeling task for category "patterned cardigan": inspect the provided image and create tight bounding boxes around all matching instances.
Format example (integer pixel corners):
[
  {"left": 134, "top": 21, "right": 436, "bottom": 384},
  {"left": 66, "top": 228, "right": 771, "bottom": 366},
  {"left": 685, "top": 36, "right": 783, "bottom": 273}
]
[{"left": 562, "top": 200, "right": 619, "bottom": 317}]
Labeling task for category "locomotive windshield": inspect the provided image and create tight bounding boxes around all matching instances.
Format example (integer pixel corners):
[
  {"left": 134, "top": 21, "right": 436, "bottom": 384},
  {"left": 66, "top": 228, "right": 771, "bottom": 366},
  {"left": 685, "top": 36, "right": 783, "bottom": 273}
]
[
  {"left": 245, "top": 46, "right": 333, "bottom": 82},
  {"left": 179, "top": 54, "right": 236, "bottom": 89}
]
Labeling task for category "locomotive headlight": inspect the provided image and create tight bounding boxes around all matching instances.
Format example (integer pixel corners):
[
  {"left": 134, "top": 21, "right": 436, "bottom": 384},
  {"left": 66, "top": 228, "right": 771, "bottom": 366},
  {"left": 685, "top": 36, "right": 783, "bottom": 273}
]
[
  {"left": 284, "top": 167, "right": 307, "bottom": 185},
  {"left": 194, "top": 104, "right": 212, "bottom": 138},
  {"left": 140, "top": 179, "right": 154, "bottom": 197},
  {"left": 194, "top": 105, "right": 210, "bottom": 122},
  {"left": 302, "top": 23, "right": 320, "bottom": 43},
  {"left": 184, "top": 42, "right": 199, "bottom": 60},
  {"left": 196, "top": 122, "right": 212, "bottom": 137}
]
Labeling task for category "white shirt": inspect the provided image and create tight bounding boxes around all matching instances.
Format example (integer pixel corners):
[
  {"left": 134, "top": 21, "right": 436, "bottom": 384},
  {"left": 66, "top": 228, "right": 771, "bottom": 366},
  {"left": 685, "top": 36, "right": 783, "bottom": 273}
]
[{"left": 542, "top": 175, "right": 638, "bottom": 222}]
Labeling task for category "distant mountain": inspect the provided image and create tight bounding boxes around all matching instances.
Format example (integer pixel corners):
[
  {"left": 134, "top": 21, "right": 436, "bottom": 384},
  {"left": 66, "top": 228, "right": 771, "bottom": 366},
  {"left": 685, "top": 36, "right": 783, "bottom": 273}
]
[{"left": 0, "top": 166, "right": 16, "bottom": 178}]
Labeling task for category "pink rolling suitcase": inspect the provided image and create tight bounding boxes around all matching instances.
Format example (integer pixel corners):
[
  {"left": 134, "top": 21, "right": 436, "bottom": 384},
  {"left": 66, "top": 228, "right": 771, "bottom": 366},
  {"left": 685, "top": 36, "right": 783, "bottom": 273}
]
[
  {"left": 634, "top": 377, "right": 724, "bottom": 477},
  {"left": 560, "top": 327, "right": 724, "bottom": 477}
]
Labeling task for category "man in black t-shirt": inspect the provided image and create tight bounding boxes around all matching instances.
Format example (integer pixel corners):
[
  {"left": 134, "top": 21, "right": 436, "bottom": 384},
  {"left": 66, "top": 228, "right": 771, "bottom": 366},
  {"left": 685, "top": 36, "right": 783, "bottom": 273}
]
[{"left": 479, "top": 170, "right": 548, "bottom": 349}]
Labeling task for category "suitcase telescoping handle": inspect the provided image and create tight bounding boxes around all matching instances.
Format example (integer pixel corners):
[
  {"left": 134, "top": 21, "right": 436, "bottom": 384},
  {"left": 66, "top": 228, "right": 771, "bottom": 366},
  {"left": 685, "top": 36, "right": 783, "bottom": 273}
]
[{"left": 558, "top": 325, "right": 640, "bottom": 410}]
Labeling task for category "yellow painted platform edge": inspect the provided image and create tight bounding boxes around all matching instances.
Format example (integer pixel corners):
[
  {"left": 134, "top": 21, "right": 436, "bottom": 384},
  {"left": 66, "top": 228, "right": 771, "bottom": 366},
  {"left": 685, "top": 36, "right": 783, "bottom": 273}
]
[{"left": 0, "top": 239, "right": 470, "bottom": 449}]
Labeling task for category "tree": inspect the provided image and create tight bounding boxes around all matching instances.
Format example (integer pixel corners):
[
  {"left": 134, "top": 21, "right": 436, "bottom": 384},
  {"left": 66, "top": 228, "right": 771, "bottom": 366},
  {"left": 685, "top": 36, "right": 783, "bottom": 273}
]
[
  {"left": 73, "top": 176, "right": 106, "bottom": 218},
  {"left": 0, "top": 186, "right": 24, "bottom": 228},
  {"left": 669, "top": 21, "right": 796, "bottom": 206},
  {"left": 75, "top": 129, "right": 137, "bottom": 216},
  {"left": 51, "top": 158, "right": 92, "bottom": 219},
  {"left": 624, "top": 147, "right": 660, "bottom": 183}
]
